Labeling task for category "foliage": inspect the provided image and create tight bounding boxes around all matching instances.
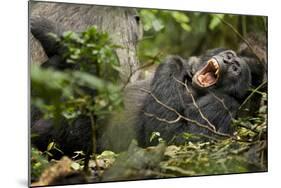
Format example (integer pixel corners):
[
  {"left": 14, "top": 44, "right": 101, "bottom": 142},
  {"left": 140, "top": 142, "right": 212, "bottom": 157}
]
[
  {"left": 31, "top": 26, "right": 123, "bottom": 123},
  {"left": 31, "top": 27, "right": 123, "bottom": 181},
  {"left": 102, "top": 141, "right": 166, "bottom": 181},
  {"left": 99, "top": 100, "right": 267, "bottom": 180},
  {"left": 31, "top": 147, "right": 49, "bottom": 181},
  {"left": 31, "top": 66, "right": 122, "bottom": 120},
  {"left": 160, "top": 92, "right": 267, "bottom": 176},
  {"left": 138, "top": 9, "right": 267, "bottom": 65},
  {"left": 61, "top": 27, "right": 120, "bottom": 78},
  {"left": 138, "top": 9, "right": 192, "bottom": 64}
]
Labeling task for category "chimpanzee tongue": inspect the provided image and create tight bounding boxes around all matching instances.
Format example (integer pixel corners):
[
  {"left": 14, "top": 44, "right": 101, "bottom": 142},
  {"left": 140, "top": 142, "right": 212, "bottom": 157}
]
[{"left": 198, "top": 72, "right": 215, "bottom": 86}]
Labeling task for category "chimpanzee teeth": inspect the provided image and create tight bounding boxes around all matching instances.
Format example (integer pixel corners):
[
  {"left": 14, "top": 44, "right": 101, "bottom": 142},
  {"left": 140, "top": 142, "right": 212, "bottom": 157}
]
[
  {"left": 212, "top": 61, "right": 219, "bottom": 69},
  {"left": 215, "top": 69, "right": 219, "bottom": 75}
]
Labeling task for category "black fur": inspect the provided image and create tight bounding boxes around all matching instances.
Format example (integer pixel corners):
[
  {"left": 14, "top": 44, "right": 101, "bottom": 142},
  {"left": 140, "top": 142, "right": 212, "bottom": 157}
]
[
  {"left": 31, "top": 115, "right": 93, "bottom": 163},
  {"left": 135, "top": 49, "right": 252, "bottom": 146},
  {"left": 31, "top": 16, "right": 63, "bottom": 58},
  {"left": 30, "top": 16, "right": 75, "bottom": 70}
]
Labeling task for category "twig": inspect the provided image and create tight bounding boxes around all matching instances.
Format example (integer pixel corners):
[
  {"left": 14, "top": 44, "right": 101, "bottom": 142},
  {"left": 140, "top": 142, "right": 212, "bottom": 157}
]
[
  {"left": 173, "top": 76, "right": 217, "bottom": 131},
  {"left": 89, "top": 112, "right": 101, "bottom": 177},
  {"left": 140, "top": 88, "right": 185, "bottom": 117},
  {"left": 239, "top": 81, "right": 267, "bottom": 110},
  {"left": 144, "top": 112, "right": 181, "bottom": 124},
  {"left": 121, "top": 51, "right": 163, "bottom": 90},
  {"left": 161, "top": 165, "right": 195, "bottom": 176},
  {"left": 139, "top": 87, "right": 254, "bottom": 143},
  {"left": 209, "top": 91, "right": 234, "bottom": 120},
  {"left": 217, "top": 16, "right": 262, "bottom": 64},
  {"left": 139, "top": 88, "right": 231, "bottom": 138}
]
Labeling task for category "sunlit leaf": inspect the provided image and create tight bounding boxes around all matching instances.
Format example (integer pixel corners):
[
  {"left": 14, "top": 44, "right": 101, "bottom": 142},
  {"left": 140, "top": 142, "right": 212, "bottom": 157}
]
[
  {"left": 152, "top": 20, "right": 165, "bottom": 32},
  {"left": 47, "top": 142, "right": 55, "bottom": 151},
  {"left": 171, "top": 12, "right": 190, "bottom": 23},
  {"left": 70, "top": 162, "right": 81, "bottom": 170},
  {"left": 181, "top": 23, "right": 192, "bottom": 32},
  {"left": 209, "top": 14, "right": 224, "bottom": 30},
  {"left": 149, "top": 131, "right": 161, "bottom": 142}
]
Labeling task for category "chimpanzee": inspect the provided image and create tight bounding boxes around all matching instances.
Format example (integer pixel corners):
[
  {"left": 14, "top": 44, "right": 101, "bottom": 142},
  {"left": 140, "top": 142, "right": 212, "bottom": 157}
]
[
  {"left": 30, "top": 16, "right": 95, "bottom": 169},
  {"left": 135, "top": 49, "right": 256, "bottom": 146}
]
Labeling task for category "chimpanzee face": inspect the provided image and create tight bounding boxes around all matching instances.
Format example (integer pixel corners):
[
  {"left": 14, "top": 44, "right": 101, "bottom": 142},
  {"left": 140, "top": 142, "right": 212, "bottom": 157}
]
[
  {"left": 191, "top": 49, "right": 251, "bottom": 98},
  {"left": 192, "top": 50, "right": 247, "bottom": 86}
]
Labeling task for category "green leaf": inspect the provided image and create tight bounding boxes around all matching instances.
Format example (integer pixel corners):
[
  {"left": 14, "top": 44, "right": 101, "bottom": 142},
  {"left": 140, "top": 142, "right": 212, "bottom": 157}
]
[
  {"left": 47, "top": 142, "right": 55, "bottom": 151},
  {"left": 140, "top": 9, "right": 165, "bottom": 32},
  {"left": 209, "top": 14, "right": 224, "bottom": 30},
  {"left": 99, "top": 150, "right": 117, "bottom": 158},
  {"left": 149, "top": 132, "right": 161, "bottom": 143},
  {"left": 181, "top": 23, "right": 192, "bottom": 32},
  {"left": 171, "top": 12, "right": 190, "bottom": 23},
  {"left": 71, "top": 162, "right": 81, "bottom": 170},
  {"left": 152, "top": 19, "right": 165, "bottom": 32}
]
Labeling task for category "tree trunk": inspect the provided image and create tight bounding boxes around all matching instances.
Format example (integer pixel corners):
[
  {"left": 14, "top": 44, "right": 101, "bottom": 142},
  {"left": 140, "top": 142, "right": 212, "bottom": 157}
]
[{"left": 30, "top": 2, "right": 142, "bottom": 83}]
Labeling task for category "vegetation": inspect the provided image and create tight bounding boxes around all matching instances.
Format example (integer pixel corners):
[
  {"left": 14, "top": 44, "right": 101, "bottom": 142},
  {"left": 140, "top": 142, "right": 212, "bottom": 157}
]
[{"left": 31, "top": 26, "right": 122, "bottom": 127}]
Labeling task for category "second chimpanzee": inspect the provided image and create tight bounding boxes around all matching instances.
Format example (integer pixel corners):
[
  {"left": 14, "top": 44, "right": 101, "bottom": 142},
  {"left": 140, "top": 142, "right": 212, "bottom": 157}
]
[{"left": 30, "top": 16, "right": 95, "bottom": 169}]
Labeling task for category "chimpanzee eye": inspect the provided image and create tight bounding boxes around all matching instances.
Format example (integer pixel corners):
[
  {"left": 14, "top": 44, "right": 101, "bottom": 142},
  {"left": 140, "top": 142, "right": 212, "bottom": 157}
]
[
  {"left": 226, "top": 52, "right": 234, "bottom": 60},
  {"left": 232, "top": 64, "right": 238, "bottom": 72}
]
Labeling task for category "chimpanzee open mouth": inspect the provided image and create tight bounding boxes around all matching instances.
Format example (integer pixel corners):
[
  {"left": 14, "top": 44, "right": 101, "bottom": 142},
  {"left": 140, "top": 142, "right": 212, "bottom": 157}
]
[{"left": 194, "top": 58, "right": 220, "bottom": 87}]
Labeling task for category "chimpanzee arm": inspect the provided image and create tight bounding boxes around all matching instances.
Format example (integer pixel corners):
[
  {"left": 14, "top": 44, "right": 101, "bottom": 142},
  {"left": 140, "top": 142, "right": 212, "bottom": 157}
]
[
  {"left": 136, "top": 56, "right": 200, "bottom": 146},
  {"left": 148, "top": 56, "right": 195, "bottom": 110},
  {"left": 183, "top": 92, "right": 239, "bottom": 135},
  {"left": 30, "top": 16, "right": 63, "bottom": 57}
]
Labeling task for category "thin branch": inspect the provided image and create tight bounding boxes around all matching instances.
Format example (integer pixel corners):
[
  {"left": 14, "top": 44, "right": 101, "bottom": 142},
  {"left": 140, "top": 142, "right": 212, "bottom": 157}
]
[
  {"left": 139, "top": 87, "right": 255, "bottom": 143},
  {"left": 121, "top": 51, "right": 163, "bottom": 90},
  {"left": 173, "top": 76, "right": 217, "bottom": 131},
  {"left": 144, "top": 112, "right": 181, "bottom": 124},
  {"left": 160, "top": 166, "right": 195, "bottom": 176},
  {"left": 217, "top": 16, "right": 262, "bottom": 64},
  {"left": 139, "top": 88, "right": 231, "bottom": 138},
  {"left": 139, "top": 88, "right": 184, "bottom": 116},
  {"left": 239, "top": 81, "right": 267, "bottom": 110},
  {"left": 209, "top": 91, "right": 234, "bottom": 120},
  {"left": 89, "top": 112, "right": 101, "bottom": 177}
]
